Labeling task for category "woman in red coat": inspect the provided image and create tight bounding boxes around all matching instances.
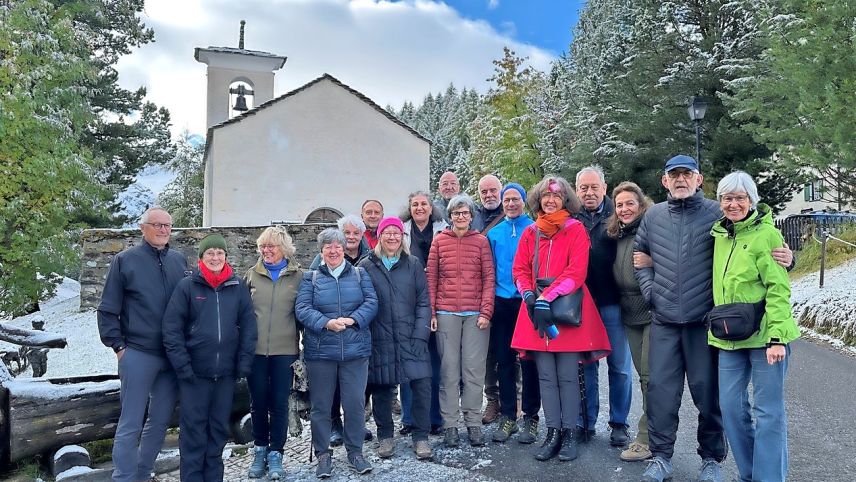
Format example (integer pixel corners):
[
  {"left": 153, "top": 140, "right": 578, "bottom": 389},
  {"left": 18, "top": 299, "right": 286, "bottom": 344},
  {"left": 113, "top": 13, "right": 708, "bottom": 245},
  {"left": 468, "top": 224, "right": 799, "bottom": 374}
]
[{"left": 511, "top": 175, "right": 611, "bottom": 462}]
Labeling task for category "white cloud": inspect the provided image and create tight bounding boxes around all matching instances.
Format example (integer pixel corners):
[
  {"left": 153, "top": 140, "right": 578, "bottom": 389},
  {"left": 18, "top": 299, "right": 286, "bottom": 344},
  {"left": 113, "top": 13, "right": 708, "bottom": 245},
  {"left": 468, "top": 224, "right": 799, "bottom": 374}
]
[
  {"left": 488, "top": 0, "right": 500, "bottom": 10},
  {"left": 115, "top": 0, "right": 555, "bottom": 137}
]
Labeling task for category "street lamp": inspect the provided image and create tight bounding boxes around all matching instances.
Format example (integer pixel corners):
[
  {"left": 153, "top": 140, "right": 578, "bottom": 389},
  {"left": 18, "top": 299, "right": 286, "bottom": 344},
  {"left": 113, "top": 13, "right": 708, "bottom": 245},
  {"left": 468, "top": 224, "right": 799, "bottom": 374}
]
[{"left": 687, "top": 95, "right": 708, "bottom": 165}]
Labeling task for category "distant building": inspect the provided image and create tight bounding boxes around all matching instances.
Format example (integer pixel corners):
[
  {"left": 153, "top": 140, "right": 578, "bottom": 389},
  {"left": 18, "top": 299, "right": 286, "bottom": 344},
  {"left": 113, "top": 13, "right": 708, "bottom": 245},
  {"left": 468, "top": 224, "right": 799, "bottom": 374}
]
[{"left": 195, "top": 24, "right": 429, "bottom": 226}]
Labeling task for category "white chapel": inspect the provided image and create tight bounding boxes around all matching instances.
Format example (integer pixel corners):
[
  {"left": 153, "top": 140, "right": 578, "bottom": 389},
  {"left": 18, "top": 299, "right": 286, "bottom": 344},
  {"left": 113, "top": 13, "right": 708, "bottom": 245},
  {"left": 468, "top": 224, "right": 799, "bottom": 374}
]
[{"left": 196, "top": 23, "right": 430, "bottom": 227}]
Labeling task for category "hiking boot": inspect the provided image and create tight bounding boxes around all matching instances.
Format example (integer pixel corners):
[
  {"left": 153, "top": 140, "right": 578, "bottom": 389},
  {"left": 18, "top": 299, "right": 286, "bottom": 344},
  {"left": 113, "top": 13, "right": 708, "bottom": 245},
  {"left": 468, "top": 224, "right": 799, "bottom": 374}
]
[
  {"left": 315, "top": 452, "right": 333, "bottom": 479},
  {"left": 620, "top": 441, "right": 653, "bottom": 462},
  {"left": 330, "top": 418, "right": 343, "bottom": 447},
  {"left": 574, "top": 425, "right": 595, "bottom": 443},
  {"left": 247, "top": 446, "right": 267, "bottom": 478},
  {"left": 443, "top": 427, "right": 459, "bottom": 447},
  {"left": 610, "top": 424, "right": 631, "bottom": 447},
  {"left": 641, "top": 456, "right": 673, "bottom": 482},
  {"left": 414, "top": 440, "right": 433, "bottom": 460},
  {"left": 492, "top": 416, "right": 519, "bottom": 443},
  {"left": 517, "top": 415, "right": 538, "bottom": 444},
  {"left": 534, "top": 427, "right": 561, "bottom": 461},
  {"left": 399, "top": 424, "right": 413, "bottom": 435},
  {"left": 481, "top": 398, "right": 500, "bottom": 424},
  {"left": 430, "top": 424, "right": 444, "bottom": 435},
  {"left": 558, "top": 428, "right": 578, "bottom": 461},
  {"left": 698, "top": 458, "right": 722, "bottom": 482},
  {"left": 347, "top": 453, "right": 373, "bottom": 475},
  {"left": 364, "top": 428, "right": 373, "bottom": 441},
  {"left": 376, "top": 438, "right": 394, "bottom": 459},
  {"left": 468, "top": 426, "right": 486, "bottom": 446},
  {"left": 267, "top": 450, "right": 285, "bottom": 480}
]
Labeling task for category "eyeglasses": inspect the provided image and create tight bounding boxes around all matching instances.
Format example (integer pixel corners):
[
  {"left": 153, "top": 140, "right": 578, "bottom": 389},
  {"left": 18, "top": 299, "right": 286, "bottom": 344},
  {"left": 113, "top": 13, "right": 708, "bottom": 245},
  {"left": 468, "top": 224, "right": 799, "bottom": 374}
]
[
  {"left": 450, "top": 211, "right": 471, "bottom": 218},
  {"left": 502, "top": 197, "right": 522, "bottom": 204},
  {"left": 203, "top": 250, "right": 226, "bottom": 258},
  {"left": 260, "top": 244, "right": 279, "bottom": 251},
  {"left": 144, "top": 222, "right": 172, "bottom": 230},
  {"left": 381, "top": 232, "right": 402, "bottom": 238},
  {"left": 720, "top": 194, "right": 750, "bottom": 205},
  {"left": 541, "top": 192, "right": 564, "bottom": 200},
  {"left": 667, "top": 169, "right": 696, "bottom": 179}
]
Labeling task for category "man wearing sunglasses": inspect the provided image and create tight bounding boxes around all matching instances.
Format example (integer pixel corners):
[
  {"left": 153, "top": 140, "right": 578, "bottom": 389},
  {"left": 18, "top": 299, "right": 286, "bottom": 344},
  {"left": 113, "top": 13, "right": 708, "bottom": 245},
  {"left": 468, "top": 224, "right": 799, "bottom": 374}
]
[{"left": 98, "top": 207, "right": 189, "bottom": 482}]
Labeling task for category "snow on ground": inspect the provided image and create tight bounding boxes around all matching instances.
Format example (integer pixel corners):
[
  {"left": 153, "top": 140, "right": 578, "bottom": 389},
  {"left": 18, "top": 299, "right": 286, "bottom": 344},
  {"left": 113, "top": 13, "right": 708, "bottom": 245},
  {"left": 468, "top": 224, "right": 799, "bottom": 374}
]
[
  {"left": 0, "top": 277, "right": 115, "bottom": 379},
  {"left": 790, "top": 258, "right": 856, "bottom": 354}
]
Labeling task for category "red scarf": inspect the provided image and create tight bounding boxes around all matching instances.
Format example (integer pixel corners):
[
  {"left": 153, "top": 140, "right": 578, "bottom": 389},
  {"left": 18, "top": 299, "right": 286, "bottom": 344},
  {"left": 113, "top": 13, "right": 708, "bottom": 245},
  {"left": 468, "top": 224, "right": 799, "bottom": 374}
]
[
  {"left": 364, "top": 230, "right": 379, "bottom": 249},
  {"left": 535, "top": 209, "right": 571, "bottom": 238},
  {"left": 197, "top": 259, "right": 233, "bottom": 288}
]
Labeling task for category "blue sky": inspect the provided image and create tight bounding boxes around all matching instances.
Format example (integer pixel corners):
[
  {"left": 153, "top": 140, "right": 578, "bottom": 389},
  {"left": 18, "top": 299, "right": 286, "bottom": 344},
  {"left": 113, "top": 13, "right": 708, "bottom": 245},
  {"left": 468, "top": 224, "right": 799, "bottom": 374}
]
[{"left": 445, "top": 0, "right": 585, "bottom": 55}]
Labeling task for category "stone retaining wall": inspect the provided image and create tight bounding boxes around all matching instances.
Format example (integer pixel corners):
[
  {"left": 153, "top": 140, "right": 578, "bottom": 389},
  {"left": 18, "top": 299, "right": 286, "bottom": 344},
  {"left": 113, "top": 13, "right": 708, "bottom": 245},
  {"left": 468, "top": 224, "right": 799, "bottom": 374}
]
[{"left": 79, "top": 224, "right": 333, "bottom": 311}]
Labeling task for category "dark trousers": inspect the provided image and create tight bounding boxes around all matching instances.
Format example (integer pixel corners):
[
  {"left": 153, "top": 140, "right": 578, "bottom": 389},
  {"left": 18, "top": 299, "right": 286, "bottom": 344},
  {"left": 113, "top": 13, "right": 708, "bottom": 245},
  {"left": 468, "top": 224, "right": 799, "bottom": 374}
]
[
  {"left": 402, "top": 333, "right": 443, "bottom": 427},
  {"left": 308, "top": 358, "right": 369, "bottom": 457},
  {"left": 248, "top": 354, "right": 297, "bottom": 452},
  {"left": 647, "top": 322, "right": 727, "bottom": 461},
  {"left": 370, "top": 377, "right": 430, "bottom": 441},
  {"left": 492, "top": 296, "right": 522, "bottom": 419},
  {"left": 521, "top": 358, "right": 541, "bottom": 418},
  {"left": 178, "top": 376, "right": 235, "bottom": 482},
  {"left": 533, "top": 351, "right": 582, "bottom": 429}
]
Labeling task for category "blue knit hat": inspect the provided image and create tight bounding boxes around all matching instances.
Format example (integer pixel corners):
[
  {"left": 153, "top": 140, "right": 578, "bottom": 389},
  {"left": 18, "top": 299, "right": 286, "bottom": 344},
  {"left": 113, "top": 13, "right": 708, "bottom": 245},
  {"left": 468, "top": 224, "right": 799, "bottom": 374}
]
[{"left": 501, "top": 182, "right": 526, "bottom": 201}]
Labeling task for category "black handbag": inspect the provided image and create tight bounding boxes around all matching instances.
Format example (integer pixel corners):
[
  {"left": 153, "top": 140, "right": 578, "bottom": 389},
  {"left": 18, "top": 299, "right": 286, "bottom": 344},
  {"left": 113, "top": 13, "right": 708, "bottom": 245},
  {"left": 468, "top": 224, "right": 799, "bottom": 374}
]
[
  {"left": 533, "top": 228, "right": 583, "bottom": 327},
  {"left": 704, "top": 300, "right": 765, "bottom": 341}
]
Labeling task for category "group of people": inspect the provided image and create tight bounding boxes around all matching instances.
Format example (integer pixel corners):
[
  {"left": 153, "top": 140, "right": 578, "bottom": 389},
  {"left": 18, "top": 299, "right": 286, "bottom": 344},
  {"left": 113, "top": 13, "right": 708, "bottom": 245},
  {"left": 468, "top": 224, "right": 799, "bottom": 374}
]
[{"left": 97, "top": 153, "right": 799, "bottom": 482}]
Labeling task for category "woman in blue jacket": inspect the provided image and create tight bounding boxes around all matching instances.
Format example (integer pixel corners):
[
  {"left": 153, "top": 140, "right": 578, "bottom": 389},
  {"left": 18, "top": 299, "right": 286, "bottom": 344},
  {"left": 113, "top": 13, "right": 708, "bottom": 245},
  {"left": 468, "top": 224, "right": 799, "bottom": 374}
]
[
  {"left": 162, "top": 234, "right": 257, "bottom": 482},
  {"left": 296, "top": 228, "right": 378, "bottom": 479}
]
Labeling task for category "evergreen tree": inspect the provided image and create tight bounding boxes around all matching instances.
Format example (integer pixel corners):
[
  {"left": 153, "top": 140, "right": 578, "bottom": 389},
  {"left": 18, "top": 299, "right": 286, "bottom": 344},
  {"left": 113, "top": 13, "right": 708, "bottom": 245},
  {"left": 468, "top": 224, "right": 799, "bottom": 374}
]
[
  {"left": 158, "top": 133, "right": 205, "bottom": 227},
  {"left": 0, "top": 0, "right": 101, "bottom": 315}
]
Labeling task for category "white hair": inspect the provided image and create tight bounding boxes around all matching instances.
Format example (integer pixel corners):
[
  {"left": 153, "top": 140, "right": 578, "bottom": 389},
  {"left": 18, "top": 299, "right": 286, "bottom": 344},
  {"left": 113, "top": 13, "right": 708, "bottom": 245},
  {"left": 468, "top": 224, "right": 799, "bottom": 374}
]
[
  {"left": 716, "top": 171, "right": 759, "bottom": 209},
  {"left": 139, "top": 206, "right": 170, "bottom": 224},
  {"left": 337, "top": 214, "right": 366, "bottom": 234},
  {"left": 575, "top": 165, "right": 606, "bottom": 185}
]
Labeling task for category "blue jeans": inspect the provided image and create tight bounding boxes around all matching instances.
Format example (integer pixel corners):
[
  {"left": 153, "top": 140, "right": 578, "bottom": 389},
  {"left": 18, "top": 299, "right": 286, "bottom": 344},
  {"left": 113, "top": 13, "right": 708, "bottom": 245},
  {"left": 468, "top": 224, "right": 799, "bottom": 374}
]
[
  {"left": 719, "top": 347, "right": 790, "bottom": 482},
  {"left": 248, "top": 354, "right": 297, "bottom": 452},
  {"left": 401, "top": 332, "right": 443, "bottom": 427},
  {"left": 578, "top": 304, "right": 633, "bottom": 428}
]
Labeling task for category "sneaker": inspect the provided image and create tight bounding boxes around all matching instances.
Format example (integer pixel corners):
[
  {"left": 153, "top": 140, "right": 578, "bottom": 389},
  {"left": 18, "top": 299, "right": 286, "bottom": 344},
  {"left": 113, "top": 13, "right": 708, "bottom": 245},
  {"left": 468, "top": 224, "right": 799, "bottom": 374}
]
[
  {"left": 430, "top": 424, "right": 444, "bottom": 435},
  {"left": 267, "top": 450, "right": 285, "bottom": 480},
  {"left": 641, "top": 456, "right": 673, "bottom": 482},
  {"left": 481, "top": 399, "right": 500, "bottom": 424},
  {"left": 315, "top": 452, "right": 333, "bottom": 479},
  {"left": 517, "top": 415, "right": 538, "bottom": 444},
  {"left": 247, "top": 446, "right": 267, "bottom": 478},
  {"left": 347, "top": 453, "right": 373, "bottom": 475},
  {"left": 377, "top": 437, "right": 394, "bottom": 459},
  {"left": 399, "top": 424, "right": 413, "bottom": 435},
  {"left": 330, "top": 418, "right": 344, "bottom": 447},
  {"left": 698, "top": 458, "right": 722, "bottom": 482},
  {"left": 620, "top": 441, "right": 653, "bottom": 462},
  {"left": 468, "top": 426, "right": 485, "bottom": 446},
  {"left": 574, "top": 425, "right": 595, "bottom": 443},
  {"left": 443, "top": 427, "right": 459, "bottom": 447},
  {"left": 414, "top": 440, "right": 433, "bottom": 460},
  {"left": 492, "top": 416, "right": 519, "bottom": 443},
  {"left": 610, "top": 424, "right": 631, "bottom": 447}
]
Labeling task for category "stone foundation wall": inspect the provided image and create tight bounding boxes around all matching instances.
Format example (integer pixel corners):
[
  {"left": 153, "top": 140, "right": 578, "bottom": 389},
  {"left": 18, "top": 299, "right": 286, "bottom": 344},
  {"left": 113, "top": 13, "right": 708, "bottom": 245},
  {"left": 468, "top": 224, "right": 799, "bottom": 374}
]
[{"left": 79, "top": 224, "right": 333, "bottom": 311}]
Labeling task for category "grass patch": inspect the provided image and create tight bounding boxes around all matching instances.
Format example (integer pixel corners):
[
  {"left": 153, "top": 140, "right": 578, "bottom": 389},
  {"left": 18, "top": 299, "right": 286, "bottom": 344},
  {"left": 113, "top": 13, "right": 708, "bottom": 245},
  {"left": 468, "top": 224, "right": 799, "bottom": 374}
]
[
  {"left": 790, "top": 225, "right": 856, "bottom": 279},
  {"left": 81, "top": 438, "right": 114, "bottom": 464},
  {"left": 0, "top": 455, "right": 47, "bottom": 481}
]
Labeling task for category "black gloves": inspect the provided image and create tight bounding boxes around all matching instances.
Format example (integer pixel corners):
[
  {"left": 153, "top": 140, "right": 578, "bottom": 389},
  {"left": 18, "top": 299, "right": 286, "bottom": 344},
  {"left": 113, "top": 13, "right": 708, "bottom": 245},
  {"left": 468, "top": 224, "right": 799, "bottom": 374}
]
[
  {"left": 523, "top": 291, "right": 536, "bottom": 323},
  {"left": 533, "top": 299, "right": 552, "bottom": 339}
]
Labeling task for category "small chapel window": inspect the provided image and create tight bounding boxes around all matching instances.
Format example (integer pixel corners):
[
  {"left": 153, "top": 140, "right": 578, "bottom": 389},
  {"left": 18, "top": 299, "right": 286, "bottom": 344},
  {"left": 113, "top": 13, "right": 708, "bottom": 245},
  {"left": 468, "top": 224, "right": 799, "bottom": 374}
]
[{"left": 229, "top": 81, "right": 254, "bottom": 119}]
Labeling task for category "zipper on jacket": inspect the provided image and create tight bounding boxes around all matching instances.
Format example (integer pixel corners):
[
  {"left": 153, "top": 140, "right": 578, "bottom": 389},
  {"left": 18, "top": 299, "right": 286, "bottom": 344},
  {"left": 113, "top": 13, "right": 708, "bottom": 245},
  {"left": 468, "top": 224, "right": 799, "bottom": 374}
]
[
  {"left": 215, "top": 289, "right": 222, "bottom": 375},
  {"left": 336, "top": 274, "right": 344, "bottom": 361},
  {"left": 677, "top": 207, "right": 685, "bottom": 322},
  {"left": 266, "top": 281, "right": 278, "bottom": 356},
  {"left": 457, "top": 236, "right": 463, "bottom": 310},
  {"left": 721, "top": 234, "right": 739, "bottom": 302}
]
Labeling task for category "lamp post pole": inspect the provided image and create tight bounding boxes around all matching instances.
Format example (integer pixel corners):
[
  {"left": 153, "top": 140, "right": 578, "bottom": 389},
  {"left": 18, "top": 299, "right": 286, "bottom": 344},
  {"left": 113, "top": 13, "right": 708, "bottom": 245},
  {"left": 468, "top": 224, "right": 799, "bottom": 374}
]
[{"left": 687, "top": 95, "right": 708, "bottom": 164}]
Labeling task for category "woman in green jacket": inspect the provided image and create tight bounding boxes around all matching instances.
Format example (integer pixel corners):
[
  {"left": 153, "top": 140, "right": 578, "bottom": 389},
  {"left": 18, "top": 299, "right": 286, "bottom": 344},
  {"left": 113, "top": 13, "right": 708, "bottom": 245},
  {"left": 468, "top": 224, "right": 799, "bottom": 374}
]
[
  {"left": 710, "top": 171, "right": 800, "bottom": 482},
  {"left": 243, "top": 226, "right": 303, "bottom": 480}
]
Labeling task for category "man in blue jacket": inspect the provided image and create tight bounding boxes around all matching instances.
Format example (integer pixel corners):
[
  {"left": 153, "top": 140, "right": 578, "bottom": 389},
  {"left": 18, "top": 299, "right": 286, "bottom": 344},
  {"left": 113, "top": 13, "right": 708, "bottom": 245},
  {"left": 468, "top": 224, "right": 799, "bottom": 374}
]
[
  {"left": 97, "top": 207, "right": 188, "bottom": 482},
  {"left": 487, "top": 183, "right": 541, "bottom": 443}
]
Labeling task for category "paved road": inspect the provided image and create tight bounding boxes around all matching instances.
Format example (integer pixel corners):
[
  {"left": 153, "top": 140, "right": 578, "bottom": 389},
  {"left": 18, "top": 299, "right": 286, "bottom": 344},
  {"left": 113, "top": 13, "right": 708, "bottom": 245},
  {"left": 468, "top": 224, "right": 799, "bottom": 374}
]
[{"left": 155, "top": 338, "right": 854, "bottom": 481}]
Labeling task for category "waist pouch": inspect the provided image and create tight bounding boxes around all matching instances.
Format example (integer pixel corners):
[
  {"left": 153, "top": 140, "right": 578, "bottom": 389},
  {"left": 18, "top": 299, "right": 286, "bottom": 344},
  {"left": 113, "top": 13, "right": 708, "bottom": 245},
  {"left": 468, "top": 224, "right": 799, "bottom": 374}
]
[{"left": 704, "top": 300, "right": 765, "bottom": 341}]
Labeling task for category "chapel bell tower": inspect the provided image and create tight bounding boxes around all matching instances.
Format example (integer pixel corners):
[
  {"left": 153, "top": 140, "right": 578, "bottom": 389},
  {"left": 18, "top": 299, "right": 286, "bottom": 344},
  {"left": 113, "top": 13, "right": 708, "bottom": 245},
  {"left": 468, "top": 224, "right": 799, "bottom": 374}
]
[{"left": 194, "top": 20, "right": 287, "bottom": 129}]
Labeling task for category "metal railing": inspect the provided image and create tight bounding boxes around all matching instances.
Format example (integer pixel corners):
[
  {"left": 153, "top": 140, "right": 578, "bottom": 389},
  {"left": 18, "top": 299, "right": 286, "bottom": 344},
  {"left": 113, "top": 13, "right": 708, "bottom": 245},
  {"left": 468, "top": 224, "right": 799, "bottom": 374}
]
[{"left": 774, "top": 214, "right": 856, "bottom": 251}]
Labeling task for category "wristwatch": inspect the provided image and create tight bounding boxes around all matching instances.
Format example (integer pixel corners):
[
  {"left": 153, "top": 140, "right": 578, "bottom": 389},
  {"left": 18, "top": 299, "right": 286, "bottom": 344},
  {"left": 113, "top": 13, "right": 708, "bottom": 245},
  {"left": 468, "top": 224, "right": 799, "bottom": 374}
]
[{"left": 113, "top": 345, "right": 126, "bottom": 353}]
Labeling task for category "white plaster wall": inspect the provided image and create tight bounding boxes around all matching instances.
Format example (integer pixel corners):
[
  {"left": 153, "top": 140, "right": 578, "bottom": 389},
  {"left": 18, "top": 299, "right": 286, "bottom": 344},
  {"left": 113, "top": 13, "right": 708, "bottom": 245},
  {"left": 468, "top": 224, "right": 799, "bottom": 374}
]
[
  {"left": 778, "top": 185, "right": 843, "bottom": 218},
  {"left": 204, "top": 78, "right": 430, "bottom": 226}
]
